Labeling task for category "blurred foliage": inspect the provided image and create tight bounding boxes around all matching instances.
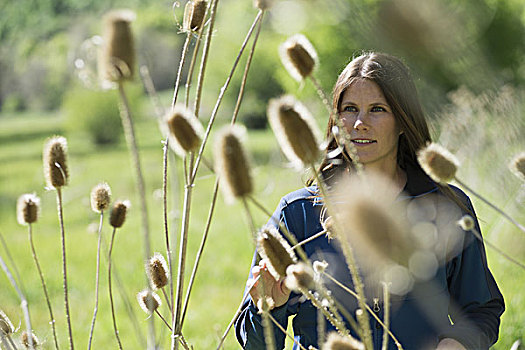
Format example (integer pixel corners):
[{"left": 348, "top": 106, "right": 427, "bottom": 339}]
[
  {"left": 62, "top": 83, "right": 143, "bottom": 145},
  {"left": 0, "top": 0, "right": 524, "bottom": 123}
]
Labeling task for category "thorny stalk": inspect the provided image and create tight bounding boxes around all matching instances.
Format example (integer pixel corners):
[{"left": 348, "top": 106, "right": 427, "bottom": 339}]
[
  {"left": 28, "top": 224, "right": 59, "bottom": 349},
  {"left": 469, "top": 227, "right": 525, "bottom": 270},
  {"left": 139, "top": 65, "right": 165, "bottom": 117},
  {"left": 171, "top": 32, "right": 192, "bottom": 110},
  {"left": 190, "top": 10, "right": 264, "bottom": 184},
  {"left": 6, "top": 334, "right": 17, "bottom": 350},
  {"left": 162, "top": 139, "right": 174, "bottom": 318},
  {"left": 88, "top": 212, "right": 105, "bottom": 350},
  {"left": 180, "top": 10, "right": 265, "bottom": 329},
  {"left": 117, "top": 81, "right": 155, "bottom": 348},
  {"left": 0, "top": 335, "right": 13, "bottom": 350},
  {"left": 56, "top": 188, "right": 74, "bottom": 350},
  {"left": 0, "top": 234, "right": 24, "bottom": 298},
  {"left": 291, "top": 229, "right": 327, "bottom": 250},
  {"left": 155, "top": 309, "right": 173, "bottom": 331},
  {"left": 300, "top": 287, "right": 350, "bottom": 337},
  {"left": 162, "top": 288, "right": 173, "bottom": 315},
  {"left": 0, "top": 249, "right": 33, "bottom": 349},
  {"left": 454, "top": 178, "right": 525, "bottom": 235},
  {"left": 216, "top": 275, "right": 260, "bottom": 350},
  {"left": 381, "top": 282, "right": 391, "bottom": 350},
  {"left": 108, "top": 227, "right": 124, "bottom": 350},
  {"left": 322, "top": 272, "right": 403, "bottom": 349},
  {"left": 309, "top": 76, "right": 332, "bottom": 114},
  {"left": 310, "top": 165, "right": 373, "bottom": 349},
  {"left": 267, "top": 313, "right": 310, "bottom": 350}
]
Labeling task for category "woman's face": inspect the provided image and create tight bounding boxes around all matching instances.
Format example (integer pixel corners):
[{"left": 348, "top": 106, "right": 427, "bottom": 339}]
[{"left": 338, "top": 79, "right": 401, "bottom": 171}]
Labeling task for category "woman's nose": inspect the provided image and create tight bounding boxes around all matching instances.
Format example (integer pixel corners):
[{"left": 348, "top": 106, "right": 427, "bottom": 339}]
[{"left": 353, "top": 112, "right": 369, "bottom": 131}]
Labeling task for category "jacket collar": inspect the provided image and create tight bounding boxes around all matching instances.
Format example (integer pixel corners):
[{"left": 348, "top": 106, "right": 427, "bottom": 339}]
[{"left": 399, "top": 161, "right": 439, "bottom": 199}]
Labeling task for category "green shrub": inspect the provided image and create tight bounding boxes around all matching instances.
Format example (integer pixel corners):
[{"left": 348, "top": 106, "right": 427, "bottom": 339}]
[{"left": 62, "top": 84, "right": 142, "bottom": 145}]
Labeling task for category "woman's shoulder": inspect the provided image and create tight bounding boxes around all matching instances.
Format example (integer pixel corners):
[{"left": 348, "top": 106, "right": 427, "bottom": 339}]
[{"left": 279, "top": 185, "right": 319, "bottom": 207}]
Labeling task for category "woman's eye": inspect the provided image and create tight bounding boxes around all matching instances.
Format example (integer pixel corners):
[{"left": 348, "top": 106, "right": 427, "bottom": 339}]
[
  {"left": 371, "top": 106, "right": 387, "bottom": 112},
  {"left": 342, "top": 105, "right": 357, "bottom": 112}
]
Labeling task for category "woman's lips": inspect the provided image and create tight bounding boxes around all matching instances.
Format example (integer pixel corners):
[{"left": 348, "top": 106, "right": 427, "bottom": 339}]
[{"left": 351, "top": 139, "right": 376, "bottom": 145}]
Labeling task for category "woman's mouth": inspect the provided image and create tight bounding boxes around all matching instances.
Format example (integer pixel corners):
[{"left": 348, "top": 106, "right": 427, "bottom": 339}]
[{"left": 352, "top": 139, "right": 376, "bottom": 145}]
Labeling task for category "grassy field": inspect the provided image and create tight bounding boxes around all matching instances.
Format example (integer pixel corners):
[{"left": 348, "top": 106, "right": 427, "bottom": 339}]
[{"left": 0, "top": 98, "right": 524, "bottom": 349}]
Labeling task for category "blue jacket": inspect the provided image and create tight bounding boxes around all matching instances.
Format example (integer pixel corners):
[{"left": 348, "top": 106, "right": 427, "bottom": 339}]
[{"left": 235, "top": 164, "right": 504, "bottom": 350}]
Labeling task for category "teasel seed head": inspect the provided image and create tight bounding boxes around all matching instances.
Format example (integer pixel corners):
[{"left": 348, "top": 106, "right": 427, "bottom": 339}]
[
  {"left": 510, "top": 152, "right": 525, "bottom": 181},
  {"left": 253, "top": 0, "right": 273, "bottom": 10},
  {"left": 332, "top": 173, "right": 413, "bottom": 267},
  {"left": 214, "top": 125, "right": 253, "bottom": 203},
  {"left": 323, "top": 332, "right": 365, "bottom": 350},
  {"left": 17, "top": 193, "right": 40, "bottom": 225},
  {"left": 457, "top": 215, "right": 475, "bottom": 231},
  {"left": 256, "top": 296, "right": 275, "bottom": 313},
  {"left": 183, "top": 0, "right": 207, "bottom": 32},
  {"left": 256, "top": 226, "right": 297, "bottom": 280},
  {"left": 137, "top": 289, "right": 161, "bottom": 314},
  {"left": 285, "top": 262, "right": 314, "bottom": 292},
  {"left": 90, "top": 182, "right": 111, "bottom": 213},
  {"left": 267, "top": 95, "right": 320, "bottom": 169},
  {"left": 21, "top": 330, "right": 39, "bottom": 349},
  {"left": 0, "top": 310, "right": 14, "bottom": 335},
  {"left": 164, "top": 105, "right": 204, "bottom": 157},
  {"left": 146, "top": 252, "right": 169, "bottom": 290},
  {"left": 109, "top": 200, "right": 130, "bottom": 228},
  {"left": 313, "top": 260, "right": 328, "bottom": 274},
  {"left": 43, "top": 136, "right": 69, "bottom": 189},
  {"left": 417, "top": 143, "right": 459, "bottom": 184},
  {"left": 279, "top": 34, "right": 318, "bottom": 82},
  {"left": 100, "top": 9, "right": 136, "bottom": 82}
]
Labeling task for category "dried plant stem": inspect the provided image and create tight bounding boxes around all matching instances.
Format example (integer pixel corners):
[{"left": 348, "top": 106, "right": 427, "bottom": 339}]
[
  {"left": 139, "top": 65, "right": 165, "bottom": 117},
  {"left": 172, "top": 182, "right": 194, "bottom": 349},
  {"left": 170, "top": 32, "right": 192, "bottom": 110},
  {"left": 6, "top": 335, "right": 17, "bottom": 350},
  {"left": 28, "top": 224, "right": 59, "bottom": 350},
  {"left": 0, "top": 247, "right": 32, "bottom": 349},
  {"left": 216, "top": 275, "right": 260, "bottom": 350},
  {"left": 108, "top": 227, "right": 123, "bottom": 350},
  {"left": 469, "top": 227, "right": 525, "bottom": 270},
  {"left": 454, "top": 178, "right": 525, "bottom": 234},
  {"left": 230, "top": 9, "right": 264, "bottom": 125},
  {"left": 87, "top": 213, "right": 104, "bottom": 350},
  {"left": 267, "top": 312, "right": 310, "bottom": 350},
  {"left": 0, "top": 233, "right": 24, "bottom": 296},
  {"left": 381, "top": 282, "right": 391, "bottom": 350},
  {"left": 162, "top": 139, "right": 175, "bottom": 318},
  {"left": 180, "top": 180, "right": 219, "bottom": 328},
  {"left": 301, "top": 287, "right": 350, "bottom": 337},
  {"left": 101, "top": 235, "right": 147, "bottom": 348},
  {"left": 155, "top": 309, "right": 172, "bottom": 331},
  {"left": 291, "top": 229, "right": 327, "bottom": 250},
  {"left": 56, "top": 188, "right": 74, "bottom": 350},
  {"left": 310, "top": 167, "right": 372, "bottom": 349},
  {"left": 190, "top": 10, "right": 264, "bottom": 183},
  {"left": 193, "top": 0, "right": 220, "bottom": 116},
  {"left": 260, "top": 305, "right": 276, "bottom": 350},
  {"left": 322, "top": 272, "right": 403, "bottom": 350},
  {"left": 117, "top": 82, "right": 151, "bottom": 261},
  {"left": 309, "top": 76, "right": 332, "bottom": 114},
  {"left": 317, "top": 306, "right": 325, "bottom": 347},
  {"left": 162, "top": 288, "right": 173, "bottom": 314}
]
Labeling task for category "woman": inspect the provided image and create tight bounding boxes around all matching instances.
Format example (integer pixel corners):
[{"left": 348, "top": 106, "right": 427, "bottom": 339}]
[{"left": 235, "top": 52, "right": 504, "bottom": 349}]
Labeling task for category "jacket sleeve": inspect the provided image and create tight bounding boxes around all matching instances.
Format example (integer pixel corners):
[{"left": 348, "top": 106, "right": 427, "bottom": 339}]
[
  {"left": 235, "top": 198, "right": 296, "bottom": 349},
  {"left": 439, "top": 194, "right": 505, "bottom": 349}
]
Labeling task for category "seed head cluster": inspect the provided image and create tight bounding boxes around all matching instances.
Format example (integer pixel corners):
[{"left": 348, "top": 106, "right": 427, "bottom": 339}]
[
  {"left": 0, "top": 310, "right": 14, "bottom": 335},
  {"left": 146, "top": 253, "right": 169, "bottom": 290},
  {"left": 109, "top": 200, "right": 130, "bottom": 228},
  {"left": 457, "top": 215, "right": 475, "bottom": 231},
  {"left": 17, "top": 193, "right": 40, "bottom": 225},
  {"left": 256, "top": 226, "right": 297, "bottom": 280},
  {"left": 183, "top": 0, "right": 207, "bottom": 32},
  {"left": 137, "top": 290, "right": 161, "bottom": 314},
  {"left": 165, "top": 105, "right": 204, "bottom": 157},
  {"left": 417, "top": 143, "right": 459, "bottom": 184},
  {"left": 285, "top": 262, "right": 314, "bottom": 292},
  {"left": 90, "top": 182, "right": 112, "bottom": 213},
  {"left": 214, "top": 125, "right": 253, "bottom": 203},
  {"left": 323, "top": 332, "right": 365, "bottom": 350},
  {"left": 267, "top": 95, "right": 320, "bottom": 169},
  {"left": 101, "top": 9, "right": 136, "bottom": 82},
  {"left": 279, "top": 34, "right": 318, "bottom": 81},
  {"left": 253, "top": 0, "right": 273, "bottom": 10},
  {"left": 510, "top": 152, "right": 525, "bottom": 181},
  {"left": 43, "top": 136, "right": 69, "bottom": 189}
]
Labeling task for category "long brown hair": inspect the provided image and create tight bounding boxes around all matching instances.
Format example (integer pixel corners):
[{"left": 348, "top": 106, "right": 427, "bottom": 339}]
[{"left": 309, "top": 52, "right": 466, "bottom": 211}]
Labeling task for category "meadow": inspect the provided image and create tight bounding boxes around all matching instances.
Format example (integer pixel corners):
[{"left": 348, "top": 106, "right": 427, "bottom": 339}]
[{"left": 0, "top": 86, "right": 524, "bottom": 349}]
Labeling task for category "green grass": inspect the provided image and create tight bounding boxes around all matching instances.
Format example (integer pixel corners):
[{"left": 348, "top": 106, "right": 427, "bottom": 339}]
[{"left": 0, "top": 106, "right": 524, "bottom": 349}]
